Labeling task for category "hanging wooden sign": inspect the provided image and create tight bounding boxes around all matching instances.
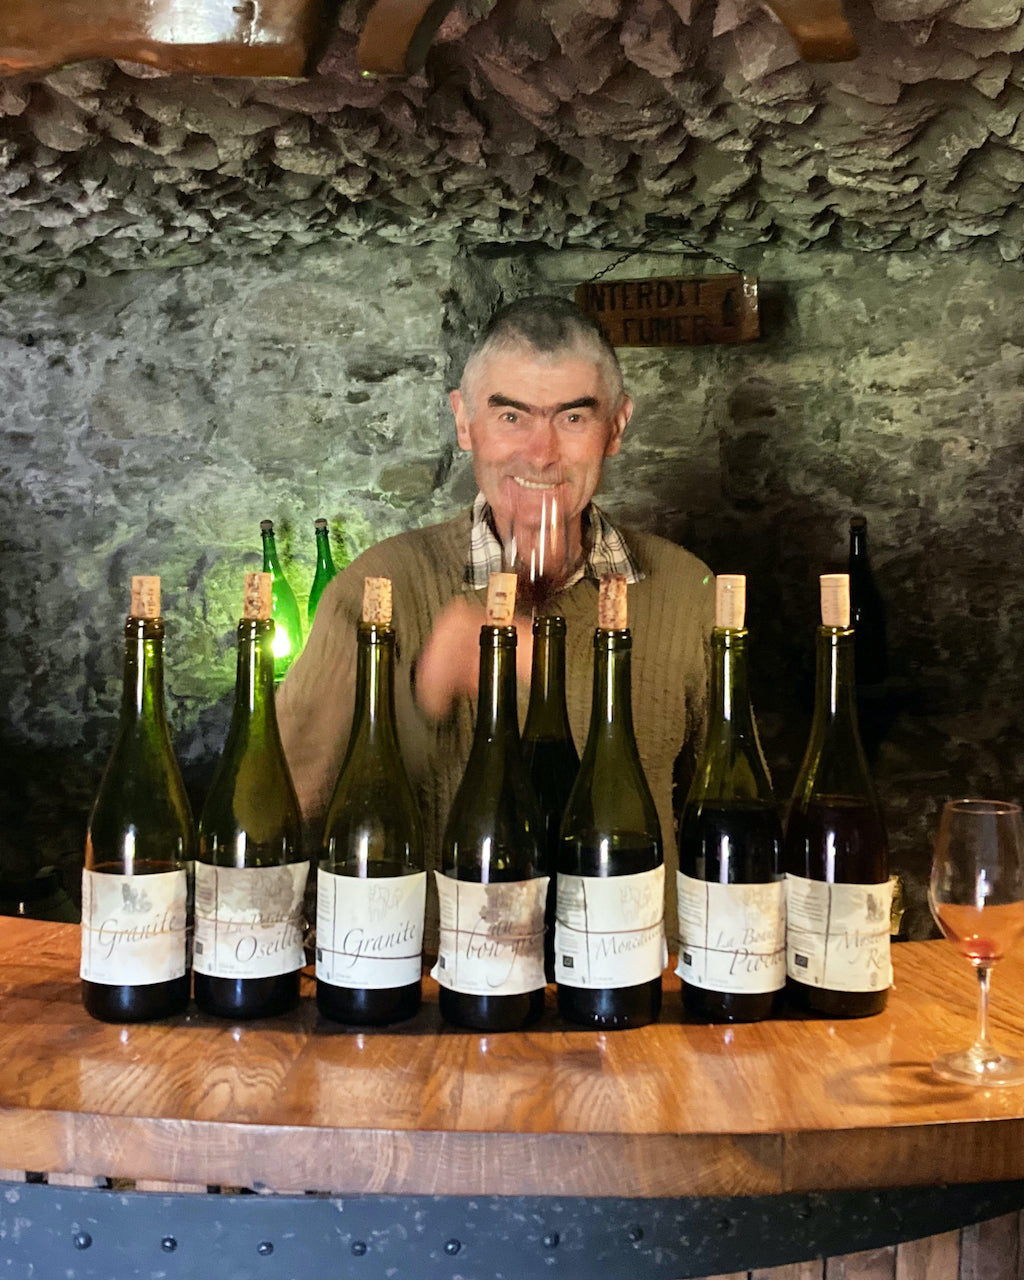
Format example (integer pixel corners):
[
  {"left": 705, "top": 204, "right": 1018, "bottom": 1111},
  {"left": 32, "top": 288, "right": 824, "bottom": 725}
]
[{"left": 575, "top": 274, "right": 760, "bottom": 347}]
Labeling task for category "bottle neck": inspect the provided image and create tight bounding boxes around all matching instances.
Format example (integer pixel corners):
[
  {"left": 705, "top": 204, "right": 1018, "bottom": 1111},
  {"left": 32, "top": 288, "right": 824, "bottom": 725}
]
[
  {"left": 261, "top": 532, "right": 283, "bottom": 574},
  {"left": 588, "top": 628, "right": 636, "bottom": 739},
  {"left": 474, "top": 627, "right": 520, "bottom": 744},
  {"left": 813, "top": 626, "right": 860, "bottom": 728},
  {"left": 849, "top": 524, "right": 867, "bottom": 563},
  {"left": 315, "top": 528, "right": 335, "bottom": 575},
  {"left": 350, "top": 624, "right": 399, "bottom": 745},
  {"left": 524, "top": 616, "right": 572, "bottom": 739},
  {"left": 120, "top": 617, "right": 169, "bottom": 727},
  {"left": 707, "top": 628, "right": 753, "bottom": 727},
  {"left": 231, "top": 619, "right": 277, "bottom": 725}
]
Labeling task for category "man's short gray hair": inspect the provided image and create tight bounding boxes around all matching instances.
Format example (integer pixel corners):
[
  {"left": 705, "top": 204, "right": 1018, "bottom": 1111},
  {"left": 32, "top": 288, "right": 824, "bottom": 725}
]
[{"left": 460, "top": 295, "right": 625, "bottom": 411}]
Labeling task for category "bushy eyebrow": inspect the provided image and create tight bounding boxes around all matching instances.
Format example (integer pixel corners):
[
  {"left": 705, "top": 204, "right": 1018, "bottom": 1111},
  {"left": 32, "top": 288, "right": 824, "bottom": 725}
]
[{"left": 487, "top": 394, "right": 600, "bottom": 414}]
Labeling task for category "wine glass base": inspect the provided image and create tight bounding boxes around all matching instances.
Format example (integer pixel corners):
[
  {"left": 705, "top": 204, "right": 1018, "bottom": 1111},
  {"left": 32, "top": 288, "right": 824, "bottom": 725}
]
[{"left": 931, "top": 1047, "right": 1024, "bottom": 1087}]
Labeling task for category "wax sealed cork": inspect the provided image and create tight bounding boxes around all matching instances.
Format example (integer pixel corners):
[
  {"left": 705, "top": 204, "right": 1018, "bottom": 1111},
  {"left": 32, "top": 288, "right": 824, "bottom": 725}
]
[
  {"left": 598, "top": 573, "right": 628, "bottom": 630},
  {"left": 131, "top": 576, "right": 160, "bottom": 619},
  {"left": 243, "top": 572, "right": 272, "bottom": 621},
  {"left": 315, "top": 517, "right": 328, "bottom": 531},
  {"left": 362, "top": 576, "right": 393, "bottom": 626},
  {"left": 486, "top": 572, "right": 517, "bottom": 626},
  {"left": 820, "top": 573, "right": 851, "bottom": 628},
  {"left": 715, "top": 575, "right": 746, "bottom": 630}
]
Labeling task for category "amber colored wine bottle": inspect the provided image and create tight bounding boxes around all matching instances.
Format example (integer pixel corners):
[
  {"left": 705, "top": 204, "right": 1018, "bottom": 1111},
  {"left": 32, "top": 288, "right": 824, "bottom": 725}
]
[
  {"left": 81, "top": 576, "right": 192, "bottom": 1023},
  {"left": 434, "top": 573, "right": 546, "bottom": 1032},
  {"left": 522, "top": 614, "right": 579, "bottom": 982},
  {"left": 556, "top": 574, "right": 664, "bottom": 1029},
  {"left": 677, "top": 575, "right": 784, "bottom": 1023},
  {"left": 784, "top": 573, "right": 892, "bottom": 1018},
  {"left": 194, "top": 573, "right": 307, "bottom": 1020},
  {"left": 317, "top": 577, "right": 425, "bottom": 1025}
]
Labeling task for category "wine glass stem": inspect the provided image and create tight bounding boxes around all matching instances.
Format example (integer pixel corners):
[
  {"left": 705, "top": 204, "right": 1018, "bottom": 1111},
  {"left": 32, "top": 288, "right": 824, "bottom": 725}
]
[{"left": 974, "top": 964, "right": 996, "bottom": 1059}]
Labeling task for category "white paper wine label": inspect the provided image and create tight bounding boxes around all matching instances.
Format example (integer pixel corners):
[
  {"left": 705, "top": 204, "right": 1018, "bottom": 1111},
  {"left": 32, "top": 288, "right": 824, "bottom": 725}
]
[
  {"left": 554, "top": 866, "right": 666, "bottom": 989},
  {"left": 785, "top": 873, "right": 893, "bottom": 992},
  {"left": 430, "top": 873, "right": 547, "bottom": 996},
  {"left": 675, "top": 873, "right": 786, "bottom": 994},
  {"left": 316, "top": 869, "right": 426, "bottom": 989},
  {"left": 80, "top": 868, "right": 188, "bottom": 985},
  {"left": 193, "top": 862, "right": 308, "bottom": 979}
]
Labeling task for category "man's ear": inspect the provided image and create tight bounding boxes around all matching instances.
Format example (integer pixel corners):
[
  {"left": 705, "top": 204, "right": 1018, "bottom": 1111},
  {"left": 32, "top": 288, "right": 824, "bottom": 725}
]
[
  {"left": 450, "top": 389, "right": 473, "bottom": 452},
  {"left": 605, "top": 394, "right": 633, "bottom": 458}
]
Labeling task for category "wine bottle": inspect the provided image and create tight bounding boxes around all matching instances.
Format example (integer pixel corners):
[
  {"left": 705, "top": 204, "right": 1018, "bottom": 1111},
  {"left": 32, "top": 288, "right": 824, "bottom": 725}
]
[
  {"left": 260, "top": 519, "right": 303, "bottom": 681},
  {"left": 556, "top": 574, "right": 665, "bottom": 1030},
  {"left": 784, "top": 573, "right": 892, "bottom": 1018},
  {"left": 848, "top": 516, "right": 887, "bottom": 688},
  {"left": 194, "top": 573, "right": 307, "bottom": 1020},
  {"left": 317, "top": 576, "right": 426, "bottom": 1025},
  {"left": 522, "top": 614, "right": 579, "bottom": 982},
  {"left": 81, "top": 576, "right": 192, "bottom": 1023},
  {"left": 433, "top": 573, "right": 547, "bottom": 1032},
  {"left": 676, "top": 575, "right": 785, "bottom": 1023},
  {"left": 307, "top": 517, "right": 338, "bottom": 625}
]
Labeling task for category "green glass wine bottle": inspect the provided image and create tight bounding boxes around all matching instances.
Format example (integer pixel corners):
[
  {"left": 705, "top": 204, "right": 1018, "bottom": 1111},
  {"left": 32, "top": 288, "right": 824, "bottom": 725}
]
[
  {"left": 784, "top": 573, "right": 892, "bottom": 1018},
  {"left": 260, "top": 518, "right": 303, "bottom": 681},
  {"left": 677, "top": 575, "right": 785, "bottom": 1023},
  {"left": 194, "top": 573, "right": 307, "bottom": 1020},
  {"left": 81, "top": 576, "right": 192, "bottom": 1023},
  {"left": 522, "top": 613, "right": 578, "bottom": 983},
  {"left": 307, "top": 517, "right": 339, "bottom": 625},
  {"left": 556, "top": 574, "right": 665, "bottom": 1030},
  {"left": 434, "top": 572, "right": 547, "bottom": 1032},
  {"left": 317, "top": 576, "right": 425, "bottom": 1025}
]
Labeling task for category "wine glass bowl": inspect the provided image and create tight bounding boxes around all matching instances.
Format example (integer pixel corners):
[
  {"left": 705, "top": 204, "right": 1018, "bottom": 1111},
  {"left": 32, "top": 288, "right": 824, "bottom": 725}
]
[
  {"left": 503, "top": 477, "right": 572, "bottom": 612},
  {"left": 928, "top": 798, "right": 1024, "bottom": 1086}
]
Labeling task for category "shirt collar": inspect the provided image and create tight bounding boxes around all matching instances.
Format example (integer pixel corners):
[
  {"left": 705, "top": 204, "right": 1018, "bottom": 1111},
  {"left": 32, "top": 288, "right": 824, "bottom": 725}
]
[{"left": 464, "top": 493, "right": 644, "bottom": 591}]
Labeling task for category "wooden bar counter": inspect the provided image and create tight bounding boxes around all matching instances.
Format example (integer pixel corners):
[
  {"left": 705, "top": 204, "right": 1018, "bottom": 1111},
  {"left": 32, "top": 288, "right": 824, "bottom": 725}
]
[{"left": 3, "top": 919, "right": 1024, "bottom": 1199}]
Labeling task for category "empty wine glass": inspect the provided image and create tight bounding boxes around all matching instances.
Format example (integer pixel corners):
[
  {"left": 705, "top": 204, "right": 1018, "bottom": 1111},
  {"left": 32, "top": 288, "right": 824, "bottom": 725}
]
[
  {"left": 928, "top": 798, "right": 1024, "bottom": 1086},
  {"left": 503, "top": 476, "right": 572, "bottom": 612}
]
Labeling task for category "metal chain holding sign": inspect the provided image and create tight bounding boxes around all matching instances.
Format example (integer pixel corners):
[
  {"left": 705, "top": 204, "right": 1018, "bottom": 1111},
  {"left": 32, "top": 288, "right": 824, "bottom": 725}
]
[{"left": 578, "top": 236, "right": 758, "bottom": 347}]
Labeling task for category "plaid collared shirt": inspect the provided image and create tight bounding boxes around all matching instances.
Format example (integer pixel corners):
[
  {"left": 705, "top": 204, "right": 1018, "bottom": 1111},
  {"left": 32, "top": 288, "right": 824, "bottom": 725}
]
[{"left": 464, "top": 493, "right": 644, "bottom": 591}]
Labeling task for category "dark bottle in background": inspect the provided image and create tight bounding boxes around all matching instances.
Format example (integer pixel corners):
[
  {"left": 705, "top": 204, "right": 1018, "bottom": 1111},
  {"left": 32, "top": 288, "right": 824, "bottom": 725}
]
[
  {"left": 317, "top": 576, "right": 425, "bottom": 1026},
  {"left": 260, "top": 518, "right": 303, "bottom": 682},
  {"left": 522, "top": 613, "right": 579, "bottom": 982},
  {"left": 81, "top": 576, "right": 192, "bottom": 1023},
  {"left": 848, "top": 515, "right": 890, "bottom": 760},
  {"left": 308, "top": 517, "right": 339, "bottom": 625},
  {"left": 677, "top": 575, "right": 785, "bottom": 1023},
  {"left": 556, "top": 574, "right": 664, "bottom": 1030},
  {"left": 784, "top": 573, "right": 891, "bottom": 1019},
  {"left": 194, "top": 573, "right": 307, "bottom": 1020},
  {"left": 434, "top": 573, "right": 546, "bottom": 1032}
]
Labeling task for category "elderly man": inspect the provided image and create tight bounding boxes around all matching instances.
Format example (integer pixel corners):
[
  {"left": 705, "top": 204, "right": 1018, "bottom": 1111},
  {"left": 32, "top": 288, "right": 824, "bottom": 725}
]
[{"left": 277, "top": 296, "right": 714, "bottom": 942}]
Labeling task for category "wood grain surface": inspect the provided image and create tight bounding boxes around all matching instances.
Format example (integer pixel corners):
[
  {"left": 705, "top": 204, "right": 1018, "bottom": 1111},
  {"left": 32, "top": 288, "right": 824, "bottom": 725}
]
[{"left": 3, "top": 921, "right": 1024, "bottom": 1196}]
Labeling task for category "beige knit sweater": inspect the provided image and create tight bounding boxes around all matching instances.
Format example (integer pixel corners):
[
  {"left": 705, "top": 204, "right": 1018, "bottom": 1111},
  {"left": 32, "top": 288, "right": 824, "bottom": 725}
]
[{"left": 277, "top": 510, "right": 714, "bottom": 945}]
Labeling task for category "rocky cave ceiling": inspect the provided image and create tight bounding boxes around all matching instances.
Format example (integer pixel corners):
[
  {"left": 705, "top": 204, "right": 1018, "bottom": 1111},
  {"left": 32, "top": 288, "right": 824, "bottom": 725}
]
[{"left": 1, "top": 0, "right": 1024, "bottom": 286}]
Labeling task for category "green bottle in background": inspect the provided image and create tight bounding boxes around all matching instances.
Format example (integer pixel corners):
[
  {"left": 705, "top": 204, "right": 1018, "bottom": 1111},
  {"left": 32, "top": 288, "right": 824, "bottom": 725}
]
[
  {"left": 434, "top": 572, "right": 547, "bottom": 1032},
  {"left": 318, "top": 576, "right": 425, "bottom": 1026},
  {"left": 677, "top": 574, "right": 784, "bottom": 1024},
  {"left": 194, "top": 573, "right": 307, "bottom": 1020},
  {"left": 260, "top": 518, "right": 303, "bottom": 682},
  {"left": 81, "top": 575, "right": 192, "bottom": 1024},
  {"left": 308, "top": 517, "right": 339, "bottom": 625},
  {"left": 556, "top": 573, "right": 665, "bottom": 1030}
]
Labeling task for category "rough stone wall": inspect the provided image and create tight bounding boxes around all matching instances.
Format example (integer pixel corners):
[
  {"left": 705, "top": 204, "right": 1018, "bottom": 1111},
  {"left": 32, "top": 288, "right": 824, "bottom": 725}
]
[{"left": 2, "top": 238, "right": 1023, "bottom": 938}]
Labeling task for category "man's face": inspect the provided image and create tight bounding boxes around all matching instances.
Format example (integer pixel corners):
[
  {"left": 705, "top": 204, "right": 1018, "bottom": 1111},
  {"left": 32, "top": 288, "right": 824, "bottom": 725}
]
[{"left": 450, "top": 349, "right": 632, "bottom": 554}]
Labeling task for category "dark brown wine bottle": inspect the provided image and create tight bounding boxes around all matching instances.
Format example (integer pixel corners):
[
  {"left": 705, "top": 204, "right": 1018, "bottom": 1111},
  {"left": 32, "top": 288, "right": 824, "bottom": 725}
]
[
  {"left": 677, "top": 575, "right": 784, "bottom": 1023},
  {"left": 556, "top": 574, "right": 664, "bottom": 1030},
  {"left": 81, "top": 576, "right": 192, "bottom": 1023},
  {"left": 784, "top": 573, "right": 892, "bottom": 1018},
  {"left": 317, "top": 577, "right": 425, "bottom": 1026},
  {"left": 435, "top": 573, "right": 546, "bottom": 1032},
  {"left": 194, "top": 573, "right": 307, "bottom": 1020},
  {"left": 522, "top": 614, "right": 579, "bottom": 983}
]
